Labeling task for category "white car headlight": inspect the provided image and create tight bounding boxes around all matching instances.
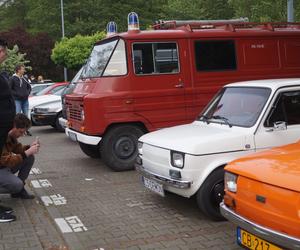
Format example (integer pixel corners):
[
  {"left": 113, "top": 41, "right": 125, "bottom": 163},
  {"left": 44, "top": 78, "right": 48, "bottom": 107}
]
[
  {"left": 137, "top": 141, "right": 143, "bottom": 155},
  {"left": 170, "top": 151, "right": 185, "bottom": 168},
  {"left": 224, "top": 172, "right": 238, "bottom": 193}
]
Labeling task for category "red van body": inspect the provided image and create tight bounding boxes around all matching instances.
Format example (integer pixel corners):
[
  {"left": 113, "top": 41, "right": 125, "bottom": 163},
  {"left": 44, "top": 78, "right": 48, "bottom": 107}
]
[{"left": 65, "top": 22, "right": 300, "bottom": 171}]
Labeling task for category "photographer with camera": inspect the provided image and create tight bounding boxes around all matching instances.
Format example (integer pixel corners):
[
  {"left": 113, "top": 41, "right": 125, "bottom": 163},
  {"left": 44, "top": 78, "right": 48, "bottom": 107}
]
[{"left": 0, "top": 114, "right": 40, "bottom": 208}]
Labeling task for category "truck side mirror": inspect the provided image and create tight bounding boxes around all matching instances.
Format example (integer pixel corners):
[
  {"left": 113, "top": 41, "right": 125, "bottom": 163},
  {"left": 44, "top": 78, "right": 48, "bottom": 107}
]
[{"left": 273, "top": 121, "right": 287, "bottom": 131}]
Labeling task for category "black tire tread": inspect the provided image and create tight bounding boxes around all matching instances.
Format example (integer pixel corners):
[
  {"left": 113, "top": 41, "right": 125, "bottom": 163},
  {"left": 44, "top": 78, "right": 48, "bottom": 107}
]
[{"left": 196, "top": 167, "right": 225, "bottom": 221}]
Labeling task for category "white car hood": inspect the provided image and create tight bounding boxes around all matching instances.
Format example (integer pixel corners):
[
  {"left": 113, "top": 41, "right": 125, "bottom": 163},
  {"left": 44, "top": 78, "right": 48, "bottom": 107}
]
[
  {"left": 29, "top": 95, "right": 61, "bottom": 110},
  {"left": 139, "top": 121, "right": 253, "bottom": 155},
  {"left": 34, "top": 99, "right": 62, "bottom": 111}
]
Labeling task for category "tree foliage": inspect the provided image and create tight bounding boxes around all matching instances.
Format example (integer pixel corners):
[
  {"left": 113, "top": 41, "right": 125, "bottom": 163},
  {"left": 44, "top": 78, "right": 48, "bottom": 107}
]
[
  {"left": 0, "top": 27, "right": 62, "bottom": 80},
  {"left": 0, "top": 0, "right": 300, "bottom": 79},
  {"left": 51, "top": 32, "right": 106, "bottom": 69},
  {"left": 0, "top": 45, "right": 31, "bottom": 75}
]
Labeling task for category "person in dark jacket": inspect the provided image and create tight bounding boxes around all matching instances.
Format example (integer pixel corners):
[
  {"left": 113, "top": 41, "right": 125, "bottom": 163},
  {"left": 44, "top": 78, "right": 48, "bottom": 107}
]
[
  {"left": 9, "top": 64, "right": 31, "bottom": 116},
  {"left": 0, "top": 39, "right": 17, "bottom": 222},
  {"left": 9, "top": 64, "right": 32, "bottom": 136}
]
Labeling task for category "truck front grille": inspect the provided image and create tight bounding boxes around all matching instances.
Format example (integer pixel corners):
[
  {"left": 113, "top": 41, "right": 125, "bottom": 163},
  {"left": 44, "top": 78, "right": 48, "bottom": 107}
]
[{"left": 67, "top": 102, "right": 83, "bottom": 122}]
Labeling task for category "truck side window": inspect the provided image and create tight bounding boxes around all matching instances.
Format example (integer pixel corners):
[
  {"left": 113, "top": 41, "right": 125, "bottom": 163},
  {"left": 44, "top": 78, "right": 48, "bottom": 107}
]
[
  {"left": 195, "top": 40, "right": 236, "bottom": 71},
  {"left": 265, "top": 91, "right": 300, "bottom": 127},
  {"left": 132, "top": 42, "right": 179, "bottom": 75}
]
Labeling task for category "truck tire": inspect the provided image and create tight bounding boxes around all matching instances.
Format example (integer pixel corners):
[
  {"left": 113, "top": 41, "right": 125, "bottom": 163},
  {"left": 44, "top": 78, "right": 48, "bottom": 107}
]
[
  {"left": 101, "top": 125, "right": 144, "bottom": 171},
  {"left": 196, "top": 167, "right": 225, "bottom": 221},
  {"left": 79, "top": 142, "right": 101, "bottom": 158},
  {"left": 55, "top": 112, "right": 65, "bottom": 132}
]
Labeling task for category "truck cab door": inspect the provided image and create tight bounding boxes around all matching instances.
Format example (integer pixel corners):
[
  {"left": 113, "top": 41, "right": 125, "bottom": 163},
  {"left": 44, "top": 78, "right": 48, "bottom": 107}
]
[
  {"left": 130, "top": 39, "right": 189, "bottom": 130},
  {"left": 254, "top": 88, "right": 300, "bottom": 150}
]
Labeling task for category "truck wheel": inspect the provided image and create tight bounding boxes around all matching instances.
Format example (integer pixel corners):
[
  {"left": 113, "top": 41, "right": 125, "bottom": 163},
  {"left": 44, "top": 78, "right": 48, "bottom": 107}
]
[
  {"left": 101, "top": 125, "right": 144, "bottom": 171},
  {"left": 196, "top": 167, "right": 225, "bottom": 221},
  {"left": 79, "top": 142, "right": 101, "bottom": 158},
  {"left": 55, "top": 112, "right": 65, "bottom": 132}
]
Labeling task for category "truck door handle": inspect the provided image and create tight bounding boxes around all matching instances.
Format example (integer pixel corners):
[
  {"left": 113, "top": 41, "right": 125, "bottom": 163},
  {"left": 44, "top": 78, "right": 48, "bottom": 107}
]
[{"left": 174, "top": 83, "right": 184, "bottom": 88}]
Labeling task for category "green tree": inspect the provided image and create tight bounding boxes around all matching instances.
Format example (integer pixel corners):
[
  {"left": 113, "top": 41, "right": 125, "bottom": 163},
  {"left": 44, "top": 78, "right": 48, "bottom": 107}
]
[
  {"left": 0, "top": 45, "right": 31, "bottom": 75},
  {"left": 228, "top": 0, "right": 300, "bottom": 22},
  {"left": 51, "top": 31, "right": 106, "bottom": 69},
  {"left": 0, "top": 0, "right": 28, "bottom": 31},
  {"left": 165, "top": 0, "right": 234, "bottom": 20},
  {"left": 0, "top": 0, "right": 168, "bottom": 40}
]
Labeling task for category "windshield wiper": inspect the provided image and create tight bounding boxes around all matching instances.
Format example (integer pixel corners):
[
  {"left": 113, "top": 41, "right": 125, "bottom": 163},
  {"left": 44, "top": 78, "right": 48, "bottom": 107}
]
[
  {"left": 210, "top": 115, "right": 232, "bottom": 128},
  {"left": 197, "top": 115, "right": 210, "bottom": 124}
]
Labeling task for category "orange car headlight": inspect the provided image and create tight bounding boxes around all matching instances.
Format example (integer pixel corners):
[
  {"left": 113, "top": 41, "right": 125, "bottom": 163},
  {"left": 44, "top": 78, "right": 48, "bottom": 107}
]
[{"left": 225, "top": 171, "right": 238, "bottom": 193}]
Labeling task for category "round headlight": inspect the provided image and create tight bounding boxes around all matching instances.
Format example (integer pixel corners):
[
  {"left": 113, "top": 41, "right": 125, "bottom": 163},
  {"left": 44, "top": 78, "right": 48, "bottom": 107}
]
[{"left": 224, "top": 172, "right": 238, "bottom": 193}]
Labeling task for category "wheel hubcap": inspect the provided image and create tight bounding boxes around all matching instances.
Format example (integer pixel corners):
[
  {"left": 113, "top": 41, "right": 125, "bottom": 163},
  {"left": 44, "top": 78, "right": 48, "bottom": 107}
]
[
  {"left": 212, "top": 182, "right": 224, "bottom": 205},
  {"left": 114, "top": 136, "right": 135, "bottom": 159}
]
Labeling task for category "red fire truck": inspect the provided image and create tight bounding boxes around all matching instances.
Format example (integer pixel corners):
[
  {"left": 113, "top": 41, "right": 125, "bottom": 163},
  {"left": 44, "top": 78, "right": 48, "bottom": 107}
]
[{"left": 65, "top": 14, "right": 300, "bottom": 171}]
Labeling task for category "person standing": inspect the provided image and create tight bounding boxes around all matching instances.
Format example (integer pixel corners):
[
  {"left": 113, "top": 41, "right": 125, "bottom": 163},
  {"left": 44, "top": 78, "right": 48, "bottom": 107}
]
[
  {"left": 30, "top": 75, "right": 37, "bottom": 84},
  {"left": 9, "top": 64, "right": 31, "bottom": 116},
  {"left": 9, "top": 64, "right": 32, "bottom": 136},
  {"left": 0, "top": 39, "right": 17, "bottom": 222},
  {"left": 37, "top": 75, "right": 44, "bottom": 83}
]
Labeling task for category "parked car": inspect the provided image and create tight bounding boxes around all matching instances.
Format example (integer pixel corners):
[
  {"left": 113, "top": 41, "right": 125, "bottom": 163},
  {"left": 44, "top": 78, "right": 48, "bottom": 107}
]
[
  {"left": 30, "top": 83, "right": 54, "bottom": 97},
  {"left": 35, "top": 82, "right": 68, "bottom": 96},
  {"left": 220, "top": 141, "right": 300, "bottom": 249},
  {"left": 136, "top": 78, "right": 300, "bottom": 220},
  {"left": 31, "top": 96, "right": 65, "bottom": 132},
  {"left": 28, "top": 87, "right": 66, "bottom": 121}
]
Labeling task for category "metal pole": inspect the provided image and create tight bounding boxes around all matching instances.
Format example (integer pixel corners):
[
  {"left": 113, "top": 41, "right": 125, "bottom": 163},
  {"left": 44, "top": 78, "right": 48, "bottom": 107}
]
[
  {"left": 60, "top": 0, "right": 68, "bottom": 81},
  {"left": 287, "top": 0, "right": 294, "bottom": 22}
]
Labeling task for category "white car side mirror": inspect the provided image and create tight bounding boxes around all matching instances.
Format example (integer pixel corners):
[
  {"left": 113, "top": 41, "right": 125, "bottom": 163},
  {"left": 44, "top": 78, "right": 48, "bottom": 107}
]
[{"left": 273, "top": 121, "right": 287, "bottom": 131}]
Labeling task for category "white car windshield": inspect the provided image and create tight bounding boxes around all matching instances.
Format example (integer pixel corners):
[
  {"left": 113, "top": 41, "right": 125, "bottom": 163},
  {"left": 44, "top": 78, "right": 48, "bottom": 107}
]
[{"left": 198, "top": 87, "right": 271, "bottom": 127}]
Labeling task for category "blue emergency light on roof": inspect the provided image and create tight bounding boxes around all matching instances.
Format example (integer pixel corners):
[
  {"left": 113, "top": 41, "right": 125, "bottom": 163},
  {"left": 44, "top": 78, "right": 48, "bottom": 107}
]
[
  {"left": 106, "top": 21, "right": 117, "bottom": 37},
  {"left": 128, "top": 12, "right": 139, "bottom": 31}
]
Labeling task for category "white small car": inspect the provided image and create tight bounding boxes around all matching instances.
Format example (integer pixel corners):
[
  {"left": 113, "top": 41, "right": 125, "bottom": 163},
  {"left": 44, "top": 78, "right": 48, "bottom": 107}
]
[
  {"left": 136, "top": 78, "right": 300, "bottom": 220},
  {"left": 31, "top": 100, "right": 64, "bottom": 132},
  {"left": 29, "top": 94, "right": 61, "bottom": 118}
]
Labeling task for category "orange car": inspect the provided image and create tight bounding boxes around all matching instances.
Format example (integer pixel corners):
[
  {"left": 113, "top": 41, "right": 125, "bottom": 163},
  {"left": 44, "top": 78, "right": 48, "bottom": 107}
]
[{"left": 220, "top": 141, "right": 300, "bottom": 250}]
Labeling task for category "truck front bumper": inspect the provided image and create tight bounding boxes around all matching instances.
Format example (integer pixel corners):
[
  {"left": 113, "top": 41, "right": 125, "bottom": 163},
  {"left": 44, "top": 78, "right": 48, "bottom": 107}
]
[
  {"left": 135, "top": 163, "right": 192, "bottom": 189},
  {"left": 220, "top": 202, "right": 300, "bottom": 249},
  {"left": 65, "top": 128, "right": 101, "bottom": 145},
  {"left": 58, "top": 117, "right": 68, "bottom": 129}
]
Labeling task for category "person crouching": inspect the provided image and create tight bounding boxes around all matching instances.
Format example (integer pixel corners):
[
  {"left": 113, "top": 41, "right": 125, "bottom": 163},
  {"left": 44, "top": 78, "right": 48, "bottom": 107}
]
[{"left": 0, "top": 113, "right": 40, "bottom": 199}]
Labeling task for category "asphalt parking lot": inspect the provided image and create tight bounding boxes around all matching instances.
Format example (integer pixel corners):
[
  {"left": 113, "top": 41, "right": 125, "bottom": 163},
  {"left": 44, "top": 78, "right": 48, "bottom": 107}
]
[{"left": 0, "top": 126, "right": 240, "bottom": 250}]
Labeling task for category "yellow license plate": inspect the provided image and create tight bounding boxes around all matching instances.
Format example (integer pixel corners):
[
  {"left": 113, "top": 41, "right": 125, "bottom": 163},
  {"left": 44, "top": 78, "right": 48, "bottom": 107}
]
[{"left": 237, "top": 227, "right": 282, "bottom": 250}]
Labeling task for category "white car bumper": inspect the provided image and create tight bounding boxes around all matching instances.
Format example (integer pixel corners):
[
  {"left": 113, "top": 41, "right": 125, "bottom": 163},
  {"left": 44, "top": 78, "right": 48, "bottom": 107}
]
[{"left": 65, "top": 128, "right": 102, "bottom": 145}]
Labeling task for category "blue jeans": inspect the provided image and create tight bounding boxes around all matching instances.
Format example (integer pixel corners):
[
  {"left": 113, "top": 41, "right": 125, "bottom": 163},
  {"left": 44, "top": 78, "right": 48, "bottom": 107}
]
[{"left": 15, "top": 99, "right": 29, "bottom": 117}]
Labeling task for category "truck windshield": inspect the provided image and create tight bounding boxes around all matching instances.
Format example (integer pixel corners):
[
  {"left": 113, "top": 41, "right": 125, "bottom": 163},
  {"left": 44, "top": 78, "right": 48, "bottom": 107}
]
[
  {"left": 198, "top": 87, "right": 271, "bottom": 127},
  {"left": 81, "top": 39, "right": 120, "bottom": 78}
]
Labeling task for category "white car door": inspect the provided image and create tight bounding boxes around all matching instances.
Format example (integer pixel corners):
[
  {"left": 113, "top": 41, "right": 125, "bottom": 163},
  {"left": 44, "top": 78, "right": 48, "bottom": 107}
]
[{"left": 254, "top": 87, "right": 300, "bottom": 150}]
